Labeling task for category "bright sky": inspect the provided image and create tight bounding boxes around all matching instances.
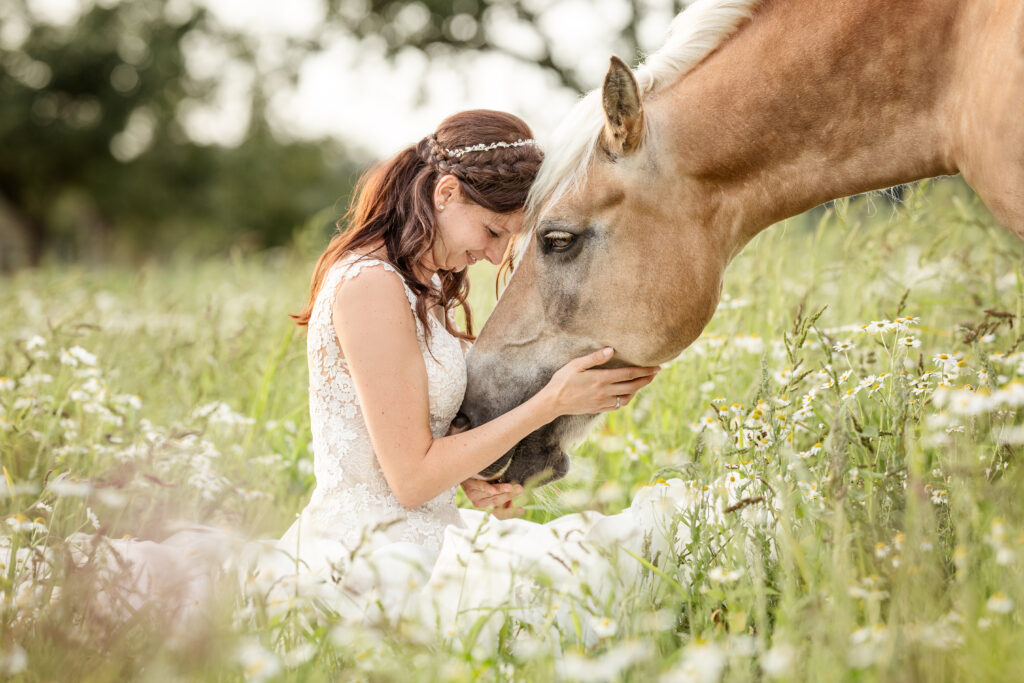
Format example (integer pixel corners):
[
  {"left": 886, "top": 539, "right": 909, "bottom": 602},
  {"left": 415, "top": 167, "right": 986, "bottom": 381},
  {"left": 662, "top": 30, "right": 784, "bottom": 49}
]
[
  {"left": 196, "top": 0, "right": 622, "bottom": 158},
  {"left": 20, "top": 0, "right": 679, "bottom": 159}
]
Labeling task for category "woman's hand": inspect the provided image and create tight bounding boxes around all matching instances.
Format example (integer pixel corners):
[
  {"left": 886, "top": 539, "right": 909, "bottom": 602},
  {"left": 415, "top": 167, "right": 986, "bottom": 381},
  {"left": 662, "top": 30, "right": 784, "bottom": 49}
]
[
  {"left": 461, "top": 478, "right": 524, "bottom": 519},
  {"left": 538, "top": 348, "right": 660, "bottom": 420}
]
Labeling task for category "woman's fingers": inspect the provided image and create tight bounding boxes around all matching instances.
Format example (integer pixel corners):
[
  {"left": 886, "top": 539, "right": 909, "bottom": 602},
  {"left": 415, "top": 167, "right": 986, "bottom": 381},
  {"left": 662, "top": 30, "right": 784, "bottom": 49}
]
[
  {"left": 477, "top": 491, "right": 517, "bottom": 508},
  {"left": 463, "top": 479, "right": 516, "bottom": 495},
  {"left": 599, "top": 390, "right": 640, "bottom": 412},
  {"left": 610, "top": 375, "right": 657, "bottom": 395},
  {"left": 460, "top": 479, "right": 522, "bottom": 510},
  {"left": 600, "top": 397, "right": 626, "bottom": 412},
  {"left": 597, "top": 365, "right": 661, "bottom": 383},
  {"left": 588, "top": 368, "right": 658, "bottom": 413},
  {"left": 460, "top": 479, "right": 494, "bottom": 507},
  {"left": 492, "top": 504, "right": 525, "bottom": 520}
]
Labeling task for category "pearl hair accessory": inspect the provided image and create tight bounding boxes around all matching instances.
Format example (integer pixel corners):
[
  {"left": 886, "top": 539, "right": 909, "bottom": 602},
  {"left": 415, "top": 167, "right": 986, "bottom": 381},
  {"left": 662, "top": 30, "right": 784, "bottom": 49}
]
[{"left": 442, "top": 138, "right": 538, "bottom": 159}]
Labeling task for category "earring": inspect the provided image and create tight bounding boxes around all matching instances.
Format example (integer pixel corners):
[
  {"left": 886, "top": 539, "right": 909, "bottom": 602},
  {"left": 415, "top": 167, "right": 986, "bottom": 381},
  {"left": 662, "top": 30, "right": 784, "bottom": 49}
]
[{"left": 438, "top": 204, "right": 445, "bottom": 210}]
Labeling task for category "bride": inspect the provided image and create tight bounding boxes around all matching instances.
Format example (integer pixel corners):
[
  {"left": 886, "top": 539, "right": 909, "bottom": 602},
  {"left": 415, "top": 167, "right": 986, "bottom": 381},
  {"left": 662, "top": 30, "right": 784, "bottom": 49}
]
[
  {"left": 72, "top": 110, "right": 762, "bottom": 645},
  {"left": 256, "top": 109, "right": 664, "bottom": 625},
  {"left": 287, "top": 109, "right": 658, "bottom": 538}
]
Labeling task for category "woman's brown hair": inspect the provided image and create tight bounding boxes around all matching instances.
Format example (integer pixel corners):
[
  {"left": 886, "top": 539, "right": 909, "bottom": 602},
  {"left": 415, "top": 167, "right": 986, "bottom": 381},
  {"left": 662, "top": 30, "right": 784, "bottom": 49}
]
[{"left": 292, "top": 110, "right": 543, "bottom": 340}]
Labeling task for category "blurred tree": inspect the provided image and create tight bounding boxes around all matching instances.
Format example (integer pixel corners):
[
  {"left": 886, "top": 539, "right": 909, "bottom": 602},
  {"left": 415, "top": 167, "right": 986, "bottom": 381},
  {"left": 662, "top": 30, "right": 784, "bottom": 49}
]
[
  {"left": 0, "top": 0, "right": 355, "bottom": 269},
  {"left": 0, "top": 0, "right": 702, "bottom": 269},
  {"left": 326, "top": 1, "right": 695, "bottom": 94}
]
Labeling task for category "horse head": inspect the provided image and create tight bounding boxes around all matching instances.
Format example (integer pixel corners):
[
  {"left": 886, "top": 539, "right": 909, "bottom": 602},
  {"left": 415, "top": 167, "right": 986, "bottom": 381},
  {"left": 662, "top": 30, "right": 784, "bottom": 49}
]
[{"left": 456, "top": 57, "right": 730, "bottom": 485}]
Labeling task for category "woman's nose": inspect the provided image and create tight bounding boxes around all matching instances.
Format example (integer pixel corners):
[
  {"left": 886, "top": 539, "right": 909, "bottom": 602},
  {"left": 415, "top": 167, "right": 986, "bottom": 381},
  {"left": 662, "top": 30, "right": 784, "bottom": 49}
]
[{"left": 485, "top": 238, "right": 509, "bottom": 264}]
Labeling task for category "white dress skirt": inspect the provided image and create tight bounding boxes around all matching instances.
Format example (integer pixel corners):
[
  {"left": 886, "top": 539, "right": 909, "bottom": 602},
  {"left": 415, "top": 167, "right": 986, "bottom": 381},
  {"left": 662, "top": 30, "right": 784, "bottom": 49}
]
[
  {"left": 243, "top": 254, "right": 769, "bottom": 644},
  {"left": 64, "top": 253, "right": 770, "bottom": 646}
]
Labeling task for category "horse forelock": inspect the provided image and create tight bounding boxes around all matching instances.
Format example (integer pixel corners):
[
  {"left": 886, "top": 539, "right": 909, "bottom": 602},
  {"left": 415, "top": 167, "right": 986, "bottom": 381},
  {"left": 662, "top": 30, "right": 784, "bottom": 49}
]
[{"left": 525, "top": 0, "right": 763, "bottom": 221}]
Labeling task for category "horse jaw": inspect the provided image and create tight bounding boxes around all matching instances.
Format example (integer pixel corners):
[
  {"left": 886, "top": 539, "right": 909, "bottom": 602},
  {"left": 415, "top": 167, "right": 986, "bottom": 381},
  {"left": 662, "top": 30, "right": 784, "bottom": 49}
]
[{"left": 461, "top": 335, "right": 595, "bottom": 485}]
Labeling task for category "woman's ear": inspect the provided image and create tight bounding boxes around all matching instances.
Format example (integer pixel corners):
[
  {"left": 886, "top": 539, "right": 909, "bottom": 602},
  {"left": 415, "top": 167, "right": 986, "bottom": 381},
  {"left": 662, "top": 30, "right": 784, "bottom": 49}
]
[{"left": 434, "top": 174, "right": 461, "bottom": 209}]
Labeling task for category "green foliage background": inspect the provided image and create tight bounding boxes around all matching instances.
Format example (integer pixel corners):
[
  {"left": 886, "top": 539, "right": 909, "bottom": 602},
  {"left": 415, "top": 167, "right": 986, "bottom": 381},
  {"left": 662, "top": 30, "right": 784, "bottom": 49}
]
[
  {"left": 1, "top": 181, "right": 1022, "bottom": 681},
  {"left": 0, "top": 0, "right": 359, "bottom": 268},
  {"left": 0, "top": 0, "right": 700, "bottom": 270}
]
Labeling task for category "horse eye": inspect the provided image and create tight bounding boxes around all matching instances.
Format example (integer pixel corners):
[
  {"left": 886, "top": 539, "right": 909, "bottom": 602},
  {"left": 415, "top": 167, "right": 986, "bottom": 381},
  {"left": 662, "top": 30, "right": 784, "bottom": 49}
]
[{"left": 545, "top": 231, "right": 575, "bottom": 251}]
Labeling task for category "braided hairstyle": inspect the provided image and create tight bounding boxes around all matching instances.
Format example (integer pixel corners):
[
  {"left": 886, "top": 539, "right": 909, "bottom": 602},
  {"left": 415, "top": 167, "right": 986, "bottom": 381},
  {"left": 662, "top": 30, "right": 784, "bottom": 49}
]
[{"left": 293, "top": 110, "right": 543, "bottom": 342}]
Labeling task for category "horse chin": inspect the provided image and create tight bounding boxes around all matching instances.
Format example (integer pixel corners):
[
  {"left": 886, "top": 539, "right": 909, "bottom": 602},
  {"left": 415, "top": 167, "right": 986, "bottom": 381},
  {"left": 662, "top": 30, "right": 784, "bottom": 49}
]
[
  {"left": 476, "top": 451, "right": 514, "bottom": 481},
  {"left": 476, "top": 413, "right": 599, "bottom": 486}
]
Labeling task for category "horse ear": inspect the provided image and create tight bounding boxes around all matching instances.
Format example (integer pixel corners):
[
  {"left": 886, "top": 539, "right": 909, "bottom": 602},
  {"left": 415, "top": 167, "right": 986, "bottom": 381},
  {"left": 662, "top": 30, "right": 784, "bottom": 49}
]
[{"left": 600, "top": 55, "right": 644, "bottom": 157}]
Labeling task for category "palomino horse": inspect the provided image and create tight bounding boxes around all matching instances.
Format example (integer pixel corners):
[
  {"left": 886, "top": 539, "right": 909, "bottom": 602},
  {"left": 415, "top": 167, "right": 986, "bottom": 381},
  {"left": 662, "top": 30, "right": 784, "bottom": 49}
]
[{"left": 458, "top": 0, "right": 1024, "bottom": 484}]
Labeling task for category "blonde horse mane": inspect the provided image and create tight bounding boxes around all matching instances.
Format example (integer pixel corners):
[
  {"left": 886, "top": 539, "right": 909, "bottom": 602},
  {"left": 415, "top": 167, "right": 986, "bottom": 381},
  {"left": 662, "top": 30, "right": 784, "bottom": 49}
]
[{"left": 526, "top": 0, "right": 763, "bottom": 219}]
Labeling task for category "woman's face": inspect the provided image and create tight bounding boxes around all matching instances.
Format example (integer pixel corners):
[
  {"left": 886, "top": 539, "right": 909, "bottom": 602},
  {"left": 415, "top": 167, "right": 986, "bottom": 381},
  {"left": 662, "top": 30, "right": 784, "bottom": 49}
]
[{"left": 431, "top": 175, "right": 524, "bottom": 272}]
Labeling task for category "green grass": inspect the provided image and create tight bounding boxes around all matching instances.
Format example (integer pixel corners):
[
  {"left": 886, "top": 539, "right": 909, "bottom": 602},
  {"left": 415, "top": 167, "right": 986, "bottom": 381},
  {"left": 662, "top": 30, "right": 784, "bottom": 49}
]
[{"left": 1, "top": 178, "right": 1022, "bottom": 681}]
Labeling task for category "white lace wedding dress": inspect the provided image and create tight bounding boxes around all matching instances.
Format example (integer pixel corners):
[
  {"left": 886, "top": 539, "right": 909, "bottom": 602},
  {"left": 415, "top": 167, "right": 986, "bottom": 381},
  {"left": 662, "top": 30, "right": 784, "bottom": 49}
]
[
  {"left": 283, "top": 253, "right": 467, "bottom": 552},
  {"left": 68, "top": 253, "right": 769, "bottom": 643},
  {"left": 251, "top": 253, "right": 472, "bottom": 618},
  {"left": 249, "top": 253, "right": 770, "bottom": 642}
]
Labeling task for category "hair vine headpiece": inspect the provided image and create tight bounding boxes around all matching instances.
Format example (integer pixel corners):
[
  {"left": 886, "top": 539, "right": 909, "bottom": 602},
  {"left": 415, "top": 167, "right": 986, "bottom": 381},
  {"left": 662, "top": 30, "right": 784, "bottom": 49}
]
[{"left": 441, "top": 138, "right": 538, "bottom": 159}]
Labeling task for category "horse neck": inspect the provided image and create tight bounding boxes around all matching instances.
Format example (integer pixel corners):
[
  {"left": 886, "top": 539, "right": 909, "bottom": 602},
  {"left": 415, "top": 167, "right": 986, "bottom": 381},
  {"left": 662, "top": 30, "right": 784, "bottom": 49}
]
[{"left": 659, "top": 0, "right": 962, "bottom": 255}]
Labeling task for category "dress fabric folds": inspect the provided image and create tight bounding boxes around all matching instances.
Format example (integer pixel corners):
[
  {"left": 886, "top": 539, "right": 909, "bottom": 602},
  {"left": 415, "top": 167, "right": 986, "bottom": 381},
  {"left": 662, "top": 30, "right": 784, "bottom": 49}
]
[
  {"left": 247, "top": 253, "right": 763, "bottom": 642},
  {"left": 68, "top": 252, "right": 768, "bottom": 645}
]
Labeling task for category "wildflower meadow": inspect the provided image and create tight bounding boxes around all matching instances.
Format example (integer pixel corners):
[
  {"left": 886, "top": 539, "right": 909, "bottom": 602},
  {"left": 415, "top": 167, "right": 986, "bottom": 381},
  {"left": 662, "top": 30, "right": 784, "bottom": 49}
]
[{"left": 2, "top": 179, "right": 1023, "bottom": 681}]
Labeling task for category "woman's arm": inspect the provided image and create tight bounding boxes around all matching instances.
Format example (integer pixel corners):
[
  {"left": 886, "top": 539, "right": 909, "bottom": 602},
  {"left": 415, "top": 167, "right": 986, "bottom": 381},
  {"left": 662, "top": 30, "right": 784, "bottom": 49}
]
[{"left": 333, "top": 265, "right": 657, "bottom": 509}]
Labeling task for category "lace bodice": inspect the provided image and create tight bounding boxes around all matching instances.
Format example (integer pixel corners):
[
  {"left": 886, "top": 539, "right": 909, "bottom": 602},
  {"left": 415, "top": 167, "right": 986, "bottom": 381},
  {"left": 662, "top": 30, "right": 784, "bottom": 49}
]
[{"left": 300, "top": 253, "right": 467, "bottom": 552}]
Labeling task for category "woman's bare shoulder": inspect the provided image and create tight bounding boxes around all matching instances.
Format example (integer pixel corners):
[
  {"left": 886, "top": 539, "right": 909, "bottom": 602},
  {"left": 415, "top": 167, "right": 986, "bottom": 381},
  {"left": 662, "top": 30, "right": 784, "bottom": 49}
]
[
  {"left": 331, "top": 258, "right": 427, "bottom": 390},
  {"left": 332, "top": 260, "right": 413, "bottom": 322}
]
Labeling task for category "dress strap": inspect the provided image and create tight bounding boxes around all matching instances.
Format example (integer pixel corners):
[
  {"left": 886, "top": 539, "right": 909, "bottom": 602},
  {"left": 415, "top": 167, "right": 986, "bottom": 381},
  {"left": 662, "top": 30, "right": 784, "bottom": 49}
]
[{"left": 333, "top": 254, "right": 419, "bottom": 312}]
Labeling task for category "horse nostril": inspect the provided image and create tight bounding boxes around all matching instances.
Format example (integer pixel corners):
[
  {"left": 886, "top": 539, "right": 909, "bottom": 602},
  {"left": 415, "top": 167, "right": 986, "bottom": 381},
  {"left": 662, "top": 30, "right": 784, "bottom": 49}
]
[{"left": 450, "top": 412, "right": 471, "bottom": 434}]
